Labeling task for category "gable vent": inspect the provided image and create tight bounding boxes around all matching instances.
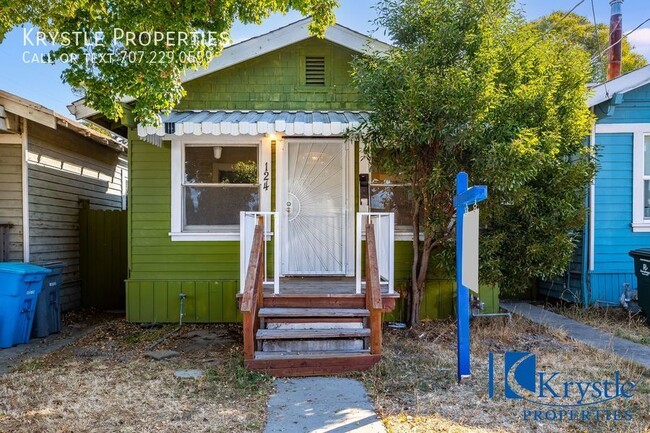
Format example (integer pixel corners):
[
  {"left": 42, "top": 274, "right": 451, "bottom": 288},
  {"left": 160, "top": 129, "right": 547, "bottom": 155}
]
[{"left": 305, "top": 56, "right": 326, "bottom": 86}]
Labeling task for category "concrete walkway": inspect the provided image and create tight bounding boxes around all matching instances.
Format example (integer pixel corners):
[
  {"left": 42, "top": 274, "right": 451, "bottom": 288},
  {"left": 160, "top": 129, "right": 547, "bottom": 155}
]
[
  {"left": 264, "top": 377, "right": 386, "bottom": 433},
  {"left": 501, "top": 301, "right": 650, "bottom": 370}
]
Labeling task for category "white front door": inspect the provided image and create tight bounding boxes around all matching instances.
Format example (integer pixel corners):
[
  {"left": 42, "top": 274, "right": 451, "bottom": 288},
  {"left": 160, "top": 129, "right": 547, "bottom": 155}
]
[{"left": 280, "top": 140, "right": 349, "bottom": 275}]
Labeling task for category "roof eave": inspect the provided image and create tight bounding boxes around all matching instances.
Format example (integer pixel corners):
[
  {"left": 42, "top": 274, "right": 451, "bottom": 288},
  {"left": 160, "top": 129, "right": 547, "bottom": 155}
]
[
  {"left": 68, "top": 18, "right": 392, "bottom": 120},
  {"left": 0, "top": 89, "right": 125, "bottom": 151},
  {"left": 588, "top": 65, "right": 650, "bottom": 108}
]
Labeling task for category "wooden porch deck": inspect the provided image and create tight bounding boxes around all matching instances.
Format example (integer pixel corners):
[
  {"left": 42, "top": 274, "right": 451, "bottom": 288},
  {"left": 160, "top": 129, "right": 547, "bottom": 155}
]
[
  {"left": 239, "top": 223, "right": 397, "bottom": 377},
  {"left": 264, "top": 277, "right": 395, "bottom": 295}
]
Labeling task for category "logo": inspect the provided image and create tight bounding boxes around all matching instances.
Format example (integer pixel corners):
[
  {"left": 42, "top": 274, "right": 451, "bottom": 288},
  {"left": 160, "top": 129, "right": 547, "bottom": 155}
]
[
  {"left": 503, "top": 352, "right": 537, "bottom": 399},
  {"left": 641, "top": 262, "right": 650, "bottom": 277},
  {"left": 489, "top": 352, "right": 636, "bottom": 422}
]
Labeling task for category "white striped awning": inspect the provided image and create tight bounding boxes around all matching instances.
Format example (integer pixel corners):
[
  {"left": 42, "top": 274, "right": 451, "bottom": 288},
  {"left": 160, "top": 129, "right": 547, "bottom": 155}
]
[{"left": 137, "top": 110, "right": 369, "bottom": 143}]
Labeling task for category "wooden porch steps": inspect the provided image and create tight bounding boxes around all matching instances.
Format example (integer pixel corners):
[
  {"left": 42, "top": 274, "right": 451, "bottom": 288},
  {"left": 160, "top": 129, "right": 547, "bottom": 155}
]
[
  {"left": 245, "top": 354, "right": 382, "bottom": 377},
  {"left": 258, "top": 307, "right": 370, "bottom": 318},
  {"left": 247, "top": 306, "right": 380, "bottom": 376},
  {"left": 256, "top": 328, "right": 371, "bottom": 340},
  {"left": 241, "top": 222, "right": 388, "bottom": 377},
  {"left": 253, "top": 349, "right": 370, "bottom": 360}
]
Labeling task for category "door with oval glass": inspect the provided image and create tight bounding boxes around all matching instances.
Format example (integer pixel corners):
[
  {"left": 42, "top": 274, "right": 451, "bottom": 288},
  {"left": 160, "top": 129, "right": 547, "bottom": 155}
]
[{"left": 281, "top": 140, "right": 348, "bottom": 275}]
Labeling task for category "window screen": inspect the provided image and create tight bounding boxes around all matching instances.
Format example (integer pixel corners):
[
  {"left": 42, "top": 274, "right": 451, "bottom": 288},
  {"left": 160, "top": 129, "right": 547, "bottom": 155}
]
[{"left": 183, "top": 145, "right": 259, "bottom": 230}]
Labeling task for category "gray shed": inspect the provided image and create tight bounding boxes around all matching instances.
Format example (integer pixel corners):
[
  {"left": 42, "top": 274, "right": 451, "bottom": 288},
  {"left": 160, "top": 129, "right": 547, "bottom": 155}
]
[{"left": 0, "top": 90, "right": 127, "bottom": 311}]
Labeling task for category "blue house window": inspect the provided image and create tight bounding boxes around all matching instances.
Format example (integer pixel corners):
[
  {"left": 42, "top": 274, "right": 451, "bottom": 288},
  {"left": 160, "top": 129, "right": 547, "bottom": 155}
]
[{"left": 643, "top": 135, "right": 650, "bottom": 220}]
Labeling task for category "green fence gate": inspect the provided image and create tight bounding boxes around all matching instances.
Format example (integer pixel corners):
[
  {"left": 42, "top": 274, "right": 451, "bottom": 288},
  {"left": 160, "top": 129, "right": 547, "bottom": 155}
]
[{"left": 79, "top": 200, "right": 127, "bottom": 310}]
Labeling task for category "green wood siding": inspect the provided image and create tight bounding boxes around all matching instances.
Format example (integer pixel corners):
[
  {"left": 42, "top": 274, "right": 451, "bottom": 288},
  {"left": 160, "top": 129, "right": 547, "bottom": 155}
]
[
  {"left": 177, "top": 38, "right": 365, "bottom": 111},
  {"left": 126, "top": 280, "right": 241, "bottom": 323},
  {"left": 128, "top": 139, "right": 242, "bottom": 280},
  {"left": 125, "top": 37, "right": 499, "bottom": 322}
]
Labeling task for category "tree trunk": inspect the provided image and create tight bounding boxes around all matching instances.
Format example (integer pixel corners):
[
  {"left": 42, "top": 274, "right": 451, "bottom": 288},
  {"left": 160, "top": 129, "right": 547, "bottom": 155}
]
[
  {"left": 407, "top": 196, "right": 422, "bottom": 327},
  {"left": 410, "top": 238, "right": 434, "bottom": 327}
]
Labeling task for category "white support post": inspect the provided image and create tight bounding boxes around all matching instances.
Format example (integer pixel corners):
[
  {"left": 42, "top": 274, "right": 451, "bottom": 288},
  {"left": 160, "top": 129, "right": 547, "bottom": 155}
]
[
  {"left": 239, "top": 212, "right": 246, "bottom": 294},
  {"left": 273, "top": 213, "right": 280, "bottom": 294},
  {"left": 240, "top": 211, "right": 280, "bottom": 294},
  {"left": 356, "top": 212, "right": 394, "bottom": 295},
  {"left": 356, "top": 213, "right": 363, "bottom": 294},
  {"left": 388, "top": 212, "right": 395, "bottom": 294}
]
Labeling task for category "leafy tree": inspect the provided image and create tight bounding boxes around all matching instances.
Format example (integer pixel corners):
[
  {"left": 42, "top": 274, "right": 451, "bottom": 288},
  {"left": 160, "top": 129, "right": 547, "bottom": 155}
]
[
  {"left": 0, "top": 0, "right": 337, "bottom": 124},
  {"left": 231, "top": 161, "right": 258, "bottom": 184},
  {"left": 352, "top": 0, "right": 595, "bottom": 325},
  {"left": 531, "top": 11, "right": 646, "bottom": 83}
]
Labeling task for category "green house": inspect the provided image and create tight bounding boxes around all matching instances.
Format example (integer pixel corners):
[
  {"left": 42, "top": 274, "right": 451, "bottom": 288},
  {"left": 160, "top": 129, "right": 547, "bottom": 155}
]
[{"left": 70, "top": 19, "right": 498, "bottom": 374}]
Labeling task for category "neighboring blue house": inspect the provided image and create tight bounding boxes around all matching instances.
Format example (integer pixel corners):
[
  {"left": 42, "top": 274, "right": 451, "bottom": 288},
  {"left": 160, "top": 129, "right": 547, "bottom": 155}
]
[{"left": 539, "top": 65, "right": 650, "bottom": 306}]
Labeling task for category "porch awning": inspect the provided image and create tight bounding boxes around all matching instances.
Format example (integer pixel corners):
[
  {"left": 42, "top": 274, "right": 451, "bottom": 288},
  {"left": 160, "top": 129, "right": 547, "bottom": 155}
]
[{"left": 137, "top": 110, "right": 369, "bottom": 142}]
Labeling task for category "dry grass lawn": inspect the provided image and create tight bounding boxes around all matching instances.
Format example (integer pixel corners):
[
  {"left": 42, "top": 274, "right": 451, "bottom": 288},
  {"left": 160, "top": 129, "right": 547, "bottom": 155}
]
[
  {"left": 0, "top": 317, "right": 272, "bottom": 433},
  {"left": 1, "top": 311, "right": 648, "bottom": 433},
  {"left": 544, "top": 303, "right": 650, "bottom": 347},
  {"left": 357, "top": 316, "right": 650, "bottom": 433}
]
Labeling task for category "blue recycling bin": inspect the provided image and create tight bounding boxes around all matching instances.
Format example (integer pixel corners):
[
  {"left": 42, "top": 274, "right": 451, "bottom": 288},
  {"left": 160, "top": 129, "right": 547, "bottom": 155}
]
[{"left": 0, "top": 263, "right": 51, "bottom": 348}]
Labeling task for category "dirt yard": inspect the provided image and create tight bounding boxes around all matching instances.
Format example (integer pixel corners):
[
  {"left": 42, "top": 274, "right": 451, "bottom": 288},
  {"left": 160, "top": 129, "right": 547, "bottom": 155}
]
[
  {"left": 1, "top": 311, "right": 648, "bottom": 433},
  {"left": 544, "top": 303, "right": 650, "bottom": 347},
  {"left": 357, "top": 316, "right": 650, "bottom": 433},
  {"left": 0, "top": 314, "right": 271, "bottom": 433}
]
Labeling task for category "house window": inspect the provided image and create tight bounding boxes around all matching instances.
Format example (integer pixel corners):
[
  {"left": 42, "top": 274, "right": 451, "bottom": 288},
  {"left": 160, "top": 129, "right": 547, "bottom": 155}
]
[
  {"left": 171, "top": 143, "right": 260, "bottom": 240},
  {"left": 183, "top": 145, "right": 259, "bottom": 230},
  {"left": 369, "top": 172, "right": 415, "bottom": 232},
  {"left": 630, "top": 131, "right": 650, "bottom": 232},
  {"left": 643, "top": 135, "right": 650, "bottom": 222}
]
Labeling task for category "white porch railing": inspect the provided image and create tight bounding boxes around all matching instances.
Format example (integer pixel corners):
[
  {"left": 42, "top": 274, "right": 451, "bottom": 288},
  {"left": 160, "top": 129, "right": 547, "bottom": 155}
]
[
  {"left": 240, "top": 212, "right": 280, "bottom": 294},
  {"left": 356, "top": 212, "right": 395, "bottom": 295}
]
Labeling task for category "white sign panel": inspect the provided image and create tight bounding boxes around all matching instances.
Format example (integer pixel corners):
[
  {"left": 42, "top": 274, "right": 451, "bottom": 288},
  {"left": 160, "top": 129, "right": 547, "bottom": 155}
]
[{"left": 462, "top": 208, "right": 479, "bottom": 294}]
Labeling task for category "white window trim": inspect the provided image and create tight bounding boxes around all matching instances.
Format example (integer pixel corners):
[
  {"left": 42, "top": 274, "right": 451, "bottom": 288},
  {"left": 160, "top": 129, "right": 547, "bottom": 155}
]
[
  {"left": 170, "top": 136, "right": 272, "bottom": 241},
  {"left": 594, "top": 123, "right": 650, "bottom": 233}
]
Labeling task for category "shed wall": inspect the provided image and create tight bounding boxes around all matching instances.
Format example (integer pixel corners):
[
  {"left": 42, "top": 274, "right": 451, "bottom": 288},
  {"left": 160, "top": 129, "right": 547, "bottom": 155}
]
[
  {"left": 27, "top": 121, "right": 127, "bottom": 311},
  {"left": 0, "top": 139, "right": 24, "bottom": 261}
]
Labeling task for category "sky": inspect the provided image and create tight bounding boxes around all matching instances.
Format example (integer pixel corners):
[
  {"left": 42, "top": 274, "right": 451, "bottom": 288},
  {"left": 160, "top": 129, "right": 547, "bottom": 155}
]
[{"left": 0, "top": 0, "right": 649, "bottom": 119}]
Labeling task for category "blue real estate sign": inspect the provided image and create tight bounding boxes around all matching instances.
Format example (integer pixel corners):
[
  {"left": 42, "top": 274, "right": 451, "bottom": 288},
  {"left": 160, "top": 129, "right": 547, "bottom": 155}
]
[{"left": 453, "top": 172, "right": 487, "bottom": 382}]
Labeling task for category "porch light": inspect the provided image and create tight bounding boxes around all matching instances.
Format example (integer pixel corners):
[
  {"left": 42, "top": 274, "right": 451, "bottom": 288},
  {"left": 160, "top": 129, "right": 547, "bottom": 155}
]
[{"left": 213, "top": 146, "right": 223, "bottom": 159}]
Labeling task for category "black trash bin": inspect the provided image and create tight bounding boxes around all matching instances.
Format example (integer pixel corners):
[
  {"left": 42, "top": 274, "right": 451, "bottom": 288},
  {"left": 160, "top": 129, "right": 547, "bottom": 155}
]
[
  {"left": 629, "top": 249, "right": 650, "bottom": 323},
  {"left": 31, "top": 261, "right": 65, "bottom": 338}
]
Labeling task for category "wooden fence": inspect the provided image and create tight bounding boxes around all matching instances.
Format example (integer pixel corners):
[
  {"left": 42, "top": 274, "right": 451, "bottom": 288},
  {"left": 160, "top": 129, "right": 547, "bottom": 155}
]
[{"left": 79, "top": 201, "right": 127, "bottom": 310}]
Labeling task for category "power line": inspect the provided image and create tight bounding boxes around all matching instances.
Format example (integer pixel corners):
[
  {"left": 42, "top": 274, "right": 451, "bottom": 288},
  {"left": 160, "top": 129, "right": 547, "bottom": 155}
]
[
  {"left": 589, "top": 0, "right": 604, "bottom": 64},
  {"left": 590, "top": 0, "right": 608, "bottom": 94},
  {"left": 478, "top": 0, "right": 514, "bottom": 68},
  {"left": 591, "top": 17, "right": 650, "bottom": 62},
  {"left": 510, "top": 0, "right": 585, "bottom": 64}
]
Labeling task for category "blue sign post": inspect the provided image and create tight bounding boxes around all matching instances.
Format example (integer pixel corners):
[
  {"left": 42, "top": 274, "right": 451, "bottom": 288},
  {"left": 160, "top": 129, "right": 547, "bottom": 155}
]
[{"left": 453, "top": 172, "right": 487, "bottom": 382}]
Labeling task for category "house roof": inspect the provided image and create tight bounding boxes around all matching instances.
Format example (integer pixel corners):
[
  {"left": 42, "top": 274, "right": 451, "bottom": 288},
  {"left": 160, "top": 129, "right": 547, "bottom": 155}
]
[
  {"left": 137, "top": 110, "right": 368, "bottom": 145},
  {"left": 588, "top": 65, "right": 650, "bottom": 108},
  {"left": 0, "top": 89, "right": 126, "bottom": 151},
  {"left": 68, "top": 18, "right": 391, "bottom": 120}
]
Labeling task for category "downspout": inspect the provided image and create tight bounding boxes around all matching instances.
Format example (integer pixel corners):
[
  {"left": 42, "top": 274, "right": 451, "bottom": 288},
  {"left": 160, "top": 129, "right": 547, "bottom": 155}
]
[
  {"left": 583, "top": 120, "right": 597, "bottom": 307},
  {"left": 21, "top": 118, "right": 29, "bottom": 262}
]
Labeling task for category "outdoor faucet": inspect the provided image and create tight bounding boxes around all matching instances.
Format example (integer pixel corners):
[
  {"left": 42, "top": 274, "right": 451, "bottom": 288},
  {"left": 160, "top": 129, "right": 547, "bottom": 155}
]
[{"left": 179, "top": 292, "right": 186, "bottom": 326}]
